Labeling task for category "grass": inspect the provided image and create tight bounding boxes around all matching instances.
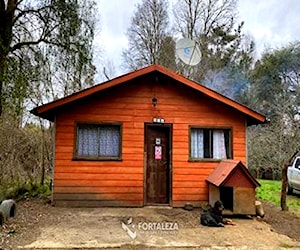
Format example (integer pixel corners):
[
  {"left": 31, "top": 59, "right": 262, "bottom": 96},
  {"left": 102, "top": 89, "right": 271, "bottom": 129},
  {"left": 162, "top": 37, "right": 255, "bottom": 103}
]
[{"left": 257, "top": 179, "right": 300, "bottom": 214}]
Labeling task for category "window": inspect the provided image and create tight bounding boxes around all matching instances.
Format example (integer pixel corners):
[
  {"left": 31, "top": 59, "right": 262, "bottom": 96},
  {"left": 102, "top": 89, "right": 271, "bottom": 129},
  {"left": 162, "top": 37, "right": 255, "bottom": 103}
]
[
  {"left": 190, "top": 127, "right": 232, "bottom": 160},
  {"left": 75, "top": 123, "right": 122, "bottom": 160},
  {"left": 295, "top": 158, "right": 300, "bottom": 169}
]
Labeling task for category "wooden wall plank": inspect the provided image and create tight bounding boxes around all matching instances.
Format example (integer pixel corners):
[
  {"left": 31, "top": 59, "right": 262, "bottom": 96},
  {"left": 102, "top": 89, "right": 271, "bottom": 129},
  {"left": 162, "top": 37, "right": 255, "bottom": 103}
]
[
  {"left": 55, "top": 173, "right": 143, "bottom": 180},
  {"left": 54, "top": 179, "right": 143, "bottom": 187},
  {"left": 173, "top": 168, "right": 215, "bottom": 175},
  {"left": 173, "top": 175, "right": 208, "bottom": 182},
  {"left": 53, "top": 77, "right": 248, "bottom": 207},
  {"left": 55, "top": 157, "right": 144, "bottom": 165},
  {"left": 53, "top": 193, "right": 143, "bottom": 201},
  {"left": 55, "top": 186, "right": 143, "bottom": 194},
  {"left": 173, "top": 181, "right": 208, "bottom": 188},
  {"left": 55, "top": 166, "right": 143, "bottom": 173}
]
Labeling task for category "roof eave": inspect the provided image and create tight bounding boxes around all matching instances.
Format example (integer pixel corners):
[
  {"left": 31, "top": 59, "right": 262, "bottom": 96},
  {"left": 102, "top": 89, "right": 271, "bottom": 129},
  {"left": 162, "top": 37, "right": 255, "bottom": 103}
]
[{"left": 30, "top": 64, "right": 266, "bottom": 125}]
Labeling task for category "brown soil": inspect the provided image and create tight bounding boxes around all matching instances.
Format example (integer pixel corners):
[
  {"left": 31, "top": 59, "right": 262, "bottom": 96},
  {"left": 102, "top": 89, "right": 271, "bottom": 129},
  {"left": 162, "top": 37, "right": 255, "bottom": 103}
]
[
  {"left": 261, "top": 200, "right": 300, "bottom": 240},
  {"left": 0, "top": 198, "right": 300, "bottom": 249}
]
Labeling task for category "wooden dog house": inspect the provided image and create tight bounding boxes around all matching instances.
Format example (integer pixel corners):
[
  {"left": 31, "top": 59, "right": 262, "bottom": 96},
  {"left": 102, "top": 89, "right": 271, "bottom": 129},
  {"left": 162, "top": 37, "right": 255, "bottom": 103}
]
[{"left": 206, "top": 160, "right": 260, "bottom": 215}]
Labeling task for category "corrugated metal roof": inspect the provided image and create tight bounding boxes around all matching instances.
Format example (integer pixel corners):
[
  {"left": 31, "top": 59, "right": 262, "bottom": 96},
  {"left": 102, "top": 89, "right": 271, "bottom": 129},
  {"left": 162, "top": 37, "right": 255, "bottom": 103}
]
[{"left": 206, "top": 160, "right": 260, "bottom": 187}]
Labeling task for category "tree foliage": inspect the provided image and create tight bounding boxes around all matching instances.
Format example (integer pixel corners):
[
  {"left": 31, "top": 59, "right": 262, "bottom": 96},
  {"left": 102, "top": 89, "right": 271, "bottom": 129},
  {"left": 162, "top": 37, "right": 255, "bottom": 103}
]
[
  {"left": 173, "top": 0, "right": 236, "bottom": 39},
  {"left": 247, "top": 43, "right": 300, "bottom": 120},
  {"left": 0, "top": 118, "right": 52, "bottom": 189},
  {"left": 244, "top": 43, "right": 300, "bottom": 210},
  {"left": 0, "top": 0, "right": 96, "bottom": 118},
  {"left": 247, "top": 43, "right": 300, "bottom": 182},
  {"left": 122, "top": 0, "right": 173, "bottom": 70},
  {"left": 0, "top": 0, "right": 97, "bottom": 192},
  {"left": 173, "top": 0, "right": 255, "bottom": 88}
]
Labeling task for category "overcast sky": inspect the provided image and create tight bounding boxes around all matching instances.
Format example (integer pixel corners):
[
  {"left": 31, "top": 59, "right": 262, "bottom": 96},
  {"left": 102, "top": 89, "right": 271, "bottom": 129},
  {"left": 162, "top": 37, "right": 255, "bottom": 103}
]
[{"left": 94, "top": 0, "right": 300, "bottom": 79}]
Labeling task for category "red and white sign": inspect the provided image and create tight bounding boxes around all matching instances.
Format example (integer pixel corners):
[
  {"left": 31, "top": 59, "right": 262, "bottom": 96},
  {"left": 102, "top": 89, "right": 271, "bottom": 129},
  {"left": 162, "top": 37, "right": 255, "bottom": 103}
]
[{"left": 155, "top": 146, "right": 162, "bottom": 160}]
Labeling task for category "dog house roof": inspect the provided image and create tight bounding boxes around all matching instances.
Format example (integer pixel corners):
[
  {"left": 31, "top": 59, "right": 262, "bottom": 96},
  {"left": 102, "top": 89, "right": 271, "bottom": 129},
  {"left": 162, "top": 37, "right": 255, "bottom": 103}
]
[{"left": 206, "top": 160, "right": 260, "bottom": 187}]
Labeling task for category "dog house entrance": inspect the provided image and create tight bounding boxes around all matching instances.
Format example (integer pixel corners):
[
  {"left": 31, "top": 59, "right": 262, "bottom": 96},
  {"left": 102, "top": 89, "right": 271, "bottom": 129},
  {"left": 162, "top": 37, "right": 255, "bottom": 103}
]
[{"left": 220, "top": 186, "right": 233, "bottom": 211}]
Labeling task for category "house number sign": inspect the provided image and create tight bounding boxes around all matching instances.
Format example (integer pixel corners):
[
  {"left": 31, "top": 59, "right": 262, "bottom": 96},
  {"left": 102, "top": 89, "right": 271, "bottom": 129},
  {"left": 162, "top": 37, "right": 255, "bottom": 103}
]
[{"left": 155, "top": 146, "right": 162, "bottom": 160}]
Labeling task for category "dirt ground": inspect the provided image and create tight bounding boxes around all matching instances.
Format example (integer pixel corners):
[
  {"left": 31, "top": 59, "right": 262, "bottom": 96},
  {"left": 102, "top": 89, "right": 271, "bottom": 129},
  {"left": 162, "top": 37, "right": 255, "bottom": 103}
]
[{"left": 1, "top": 197, "right": 300, "bottom": 249}]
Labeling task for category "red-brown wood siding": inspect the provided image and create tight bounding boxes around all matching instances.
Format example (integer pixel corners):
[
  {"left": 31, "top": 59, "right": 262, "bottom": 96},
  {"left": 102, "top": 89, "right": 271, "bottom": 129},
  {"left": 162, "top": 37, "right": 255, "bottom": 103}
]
[
  {"left": 53, "top": 75, "right": 247, "bottom": 207},
  {"left": 223, "top": 168, "right": 257, "bottom": 188}
]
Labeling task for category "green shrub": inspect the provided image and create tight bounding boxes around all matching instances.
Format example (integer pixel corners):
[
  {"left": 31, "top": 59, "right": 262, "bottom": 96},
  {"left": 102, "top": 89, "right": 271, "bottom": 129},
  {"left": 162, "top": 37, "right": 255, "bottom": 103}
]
[{"left": 0, "top": 180, "right": 51, "bottom": 201}]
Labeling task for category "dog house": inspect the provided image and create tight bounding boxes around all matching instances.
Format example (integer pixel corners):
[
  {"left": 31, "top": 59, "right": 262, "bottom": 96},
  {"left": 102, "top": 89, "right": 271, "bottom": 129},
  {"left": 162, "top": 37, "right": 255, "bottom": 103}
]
[{"left": 206, "top": 160, "right": 260, "bottom": 215}]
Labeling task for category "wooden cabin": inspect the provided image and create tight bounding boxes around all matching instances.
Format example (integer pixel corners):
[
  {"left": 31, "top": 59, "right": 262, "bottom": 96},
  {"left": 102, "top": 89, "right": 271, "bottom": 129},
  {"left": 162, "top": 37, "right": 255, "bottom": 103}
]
[
  {"left": 31, "top": 64, "right": 266, "bottom": 207},
  {"left": 206, "top": 160, "right": 260, "bottom": 215}
]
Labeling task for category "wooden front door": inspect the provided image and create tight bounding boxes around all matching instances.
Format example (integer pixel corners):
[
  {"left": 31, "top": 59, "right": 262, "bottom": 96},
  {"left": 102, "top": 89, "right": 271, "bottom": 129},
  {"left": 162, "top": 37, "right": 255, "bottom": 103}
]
[{"left": 145, "top": 124, "right": 171, "bottom": 205}]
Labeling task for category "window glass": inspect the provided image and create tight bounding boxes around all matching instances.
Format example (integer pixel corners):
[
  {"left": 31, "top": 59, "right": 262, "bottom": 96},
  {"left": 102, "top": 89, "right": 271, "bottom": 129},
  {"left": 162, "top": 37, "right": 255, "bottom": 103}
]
[
  {"left": 295, "top": 158, "right": 300, "bottom": 169},
  {"left": 76, "top": 124, "right": 121, "bottom": 159},
  {"left": 77, "top": 125, "right": 98, "bottom": 157},
  {"left": 98, "top": 126, "right": 120, "bottom": 157},
  {"left": 190, "top": 128, "right": 231, "bottom": 160}
]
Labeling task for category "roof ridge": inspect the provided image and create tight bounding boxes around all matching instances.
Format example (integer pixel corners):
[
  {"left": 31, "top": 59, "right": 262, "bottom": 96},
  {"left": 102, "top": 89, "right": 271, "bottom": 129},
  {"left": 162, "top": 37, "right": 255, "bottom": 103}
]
[{"left": 31, "top": 64, "right": 266, "bottom": 124}]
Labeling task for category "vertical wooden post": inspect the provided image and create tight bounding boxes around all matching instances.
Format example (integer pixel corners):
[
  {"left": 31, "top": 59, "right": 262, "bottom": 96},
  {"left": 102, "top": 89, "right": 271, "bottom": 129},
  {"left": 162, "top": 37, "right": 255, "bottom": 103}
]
[{"left": 281, "top": 162, "right": 288, "bottom": 211}]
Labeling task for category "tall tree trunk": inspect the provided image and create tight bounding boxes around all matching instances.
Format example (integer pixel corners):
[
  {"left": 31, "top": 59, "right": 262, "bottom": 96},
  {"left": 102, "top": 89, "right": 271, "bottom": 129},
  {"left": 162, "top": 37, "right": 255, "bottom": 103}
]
[
  {"left": 40, "top": 121, "right": 45, "bottom": 186},
  {"left": 0, "top": 0, "right": 20, "bottom": 118},
  {"left": 0, "top": 1, "right": 5, "bottom": 117},
  {"left": 0, "top": 80, "right": 2, "bottom": 117},
  {"left": 281, "top": 162, "right": 288, "bottom": 211},
  {"left": 0, "top": 55, "right": 4, "bottom": 117}
]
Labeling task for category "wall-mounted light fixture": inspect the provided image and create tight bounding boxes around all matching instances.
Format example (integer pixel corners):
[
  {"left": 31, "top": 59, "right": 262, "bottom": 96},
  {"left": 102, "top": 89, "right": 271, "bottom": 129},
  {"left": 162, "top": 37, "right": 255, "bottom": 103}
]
[
  {"left": 153, "top": 117, "right": 165, "bottom": 123},
  {"left": 152, "top": 97, "right": 157, "bottom": 107}
]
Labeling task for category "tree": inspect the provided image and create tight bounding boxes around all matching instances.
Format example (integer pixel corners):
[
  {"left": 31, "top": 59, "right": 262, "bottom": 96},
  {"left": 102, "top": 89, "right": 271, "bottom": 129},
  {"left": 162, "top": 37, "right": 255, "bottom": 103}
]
[
  {"left": 0, "top": 0, "right": 97, "bottom": 191},
  {"left": 122, "top": 0, "right": 173, "bottom": 70},
  {"left": 246, "top": 43, "right": 300, "bottom": 210},
  {"left": 247, "top": 43, "right": 300, "bottom": 120},
  {"left": 0, "top": 0, "right": 96, "bottom": 119},
  {"left": 173, "top": 0, "right": 255, "bottom": 89}
]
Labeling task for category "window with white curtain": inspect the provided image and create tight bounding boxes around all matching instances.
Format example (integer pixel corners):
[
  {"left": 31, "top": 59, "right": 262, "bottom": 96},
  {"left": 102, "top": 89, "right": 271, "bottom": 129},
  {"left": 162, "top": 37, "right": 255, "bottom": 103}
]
[
  {"left": 190, "top": 127, "right": 231, "bottom": 160},
  {"left": 76, "top": 123, "right": 121, "bottom": 159}
]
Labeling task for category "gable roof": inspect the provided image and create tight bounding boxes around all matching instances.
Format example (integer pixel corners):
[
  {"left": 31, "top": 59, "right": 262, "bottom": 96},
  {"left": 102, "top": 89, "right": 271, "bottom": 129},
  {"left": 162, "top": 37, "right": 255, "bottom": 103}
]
[
  {"left": 31, "top": 64, "right": 266, "bottom": 124},
  {"left": 206, "top": 160, "right": 260, "bottom": 187}
]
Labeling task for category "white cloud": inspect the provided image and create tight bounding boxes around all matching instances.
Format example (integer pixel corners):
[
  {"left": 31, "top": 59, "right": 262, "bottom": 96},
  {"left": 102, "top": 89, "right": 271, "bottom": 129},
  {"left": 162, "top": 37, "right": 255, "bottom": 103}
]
[{"left": 238, "top": 0, "right": 300, "bottom": 54}]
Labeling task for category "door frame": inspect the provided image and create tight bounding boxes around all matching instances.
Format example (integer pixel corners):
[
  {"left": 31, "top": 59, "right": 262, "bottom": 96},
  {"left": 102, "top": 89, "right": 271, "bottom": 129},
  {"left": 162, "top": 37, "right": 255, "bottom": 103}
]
[{"left": 143, "top": 123, "right": 173, "bottom": 206}]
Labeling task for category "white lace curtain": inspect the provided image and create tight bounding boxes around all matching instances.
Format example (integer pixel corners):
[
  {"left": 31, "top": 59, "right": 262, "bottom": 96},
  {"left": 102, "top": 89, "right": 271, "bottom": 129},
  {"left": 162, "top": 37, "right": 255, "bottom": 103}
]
[
  {"left": 191, "top": 129, "right": 204, "bottom": 158},
  {"left": 77, "top": 126, "right": 120, "bottom": 157},
  {"left": 212, "top": 130, "right": 227, "bottom": 159},
  {"left": 99, "top": 127, "right": 120, "bottom": 157},
  {"left": 78, "top": 127, "right": 98, "bottom": 157}
]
